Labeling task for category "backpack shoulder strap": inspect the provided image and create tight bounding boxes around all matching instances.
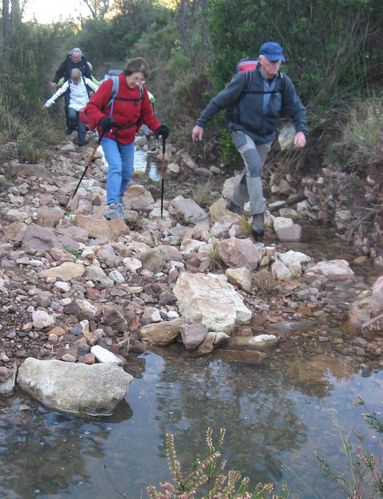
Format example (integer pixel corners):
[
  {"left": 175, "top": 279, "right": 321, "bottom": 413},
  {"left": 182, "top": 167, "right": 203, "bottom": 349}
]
[
  {"left": 278, "top": 71, "right": 286, "bottom": 100},
  {"left": 111, "top": 75, "right": 119, "bottom": 98},
  {"left": 82, "top": 76, "right": 92, "bottom": 99},
  {"left": 244, "top": 70, "right": 254, "bottom": 90},
  {"left": 109, "top": 76, "right": 119, "bottom": 117},
  {"left": 103, "top": 75, "right": 120, "bottom": 115}
]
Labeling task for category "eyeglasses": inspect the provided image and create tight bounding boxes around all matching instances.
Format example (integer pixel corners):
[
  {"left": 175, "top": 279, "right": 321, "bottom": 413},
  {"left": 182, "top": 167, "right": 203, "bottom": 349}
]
[
  {"left": 129, "top": 76, "right": 145, "bottom": 84},
  {"left": 268, "top": 60, "right": 282, "bottom": 65}
]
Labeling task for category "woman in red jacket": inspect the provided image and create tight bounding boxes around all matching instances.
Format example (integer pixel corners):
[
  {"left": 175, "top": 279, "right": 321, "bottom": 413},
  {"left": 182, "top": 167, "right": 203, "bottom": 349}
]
[{"left": 86, "top": 57, "right": 169, "bottom": 220}]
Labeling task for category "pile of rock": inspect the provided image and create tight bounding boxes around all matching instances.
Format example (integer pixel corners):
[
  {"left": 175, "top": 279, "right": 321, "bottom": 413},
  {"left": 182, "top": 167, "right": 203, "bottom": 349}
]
[{"left": 0, "top": 138, "right": 382, "bottom": 415}]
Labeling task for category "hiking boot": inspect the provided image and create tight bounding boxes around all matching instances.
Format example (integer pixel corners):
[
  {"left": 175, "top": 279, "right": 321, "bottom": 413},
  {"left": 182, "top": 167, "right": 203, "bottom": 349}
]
[
  {"left": 227, "top": 200, "right": 242, "bottom": 215},
  {"left": 251, "top": 213, "right": 265, "bottom": 237},
  {"left": 105, "top": 203, "right": 124, "bottom": 220}
]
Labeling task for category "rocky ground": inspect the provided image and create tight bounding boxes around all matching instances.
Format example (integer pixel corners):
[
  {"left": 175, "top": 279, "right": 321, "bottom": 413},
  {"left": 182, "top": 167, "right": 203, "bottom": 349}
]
[{"left": 0, "top": 134, "right": 382, "bottom": 397}]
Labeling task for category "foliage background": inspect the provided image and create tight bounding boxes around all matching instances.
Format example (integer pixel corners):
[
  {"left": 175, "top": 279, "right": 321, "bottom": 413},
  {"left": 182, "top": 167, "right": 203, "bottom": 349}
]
[{"left": 0, "top": 0, "right": 382, "bottom": 167}]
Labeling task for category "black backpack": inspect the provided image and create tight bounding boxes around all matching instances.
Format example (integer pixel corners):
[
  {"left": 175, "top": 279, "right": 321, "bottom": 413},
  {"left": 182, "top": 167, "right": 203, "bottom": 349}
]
[{"left": 227, "top": 58, "right": 285, "bottom": 123}]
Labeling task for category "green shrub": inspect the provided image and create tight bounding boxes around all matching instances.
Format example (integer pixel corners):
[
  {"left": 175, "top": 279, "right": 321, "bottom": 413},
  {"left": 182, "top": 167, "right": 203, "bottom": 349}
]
[
  {"left": 326, "top": 97, "right": 383, "bottom": 175},
  {"left": 205, "top": 0, "right": 383, "bottom": 163}
]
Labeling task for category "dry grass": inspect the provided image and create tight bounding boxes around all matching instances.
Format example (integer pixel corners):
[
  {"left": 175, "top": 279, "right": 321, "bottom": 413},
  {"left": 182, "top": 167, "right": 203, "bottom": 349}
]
[
  {"left": 239, "top": 215, "right": 252, "bottom": 236},
  {"left": 329, "top": 98, "right": 383, "bottom": 174},
  {"left": 191, "top": 179, "right": 212, "bottom": 207},
  {"left": 147, "top": 427, "right": 288, "bottom": 498},
  {"left": 253, "top": 269, "right": 279, "bottom": 297}
]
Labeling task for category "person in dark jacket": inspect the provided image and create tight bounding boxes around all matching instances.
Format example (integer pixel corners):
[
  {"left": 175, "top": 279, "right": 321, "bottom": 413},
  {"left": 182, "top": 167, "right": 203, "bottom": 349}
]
[
  {"left": 85, "top": 57, "right": 169, "bottom": 221},
  {"left": 50, "top": 48, "right": 92, "bottom": 89},
  {"left": 192, "top": 41, "right": 308, "bottom": 237}
]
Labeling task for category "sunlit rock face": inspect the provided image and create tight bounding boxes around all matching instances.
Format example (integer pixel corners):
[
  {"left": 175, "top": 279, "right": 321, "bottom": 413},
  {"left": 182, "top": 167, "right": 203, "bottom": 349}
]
[{"left": 173, "top": 271, "right": 252, "bottom": 334}]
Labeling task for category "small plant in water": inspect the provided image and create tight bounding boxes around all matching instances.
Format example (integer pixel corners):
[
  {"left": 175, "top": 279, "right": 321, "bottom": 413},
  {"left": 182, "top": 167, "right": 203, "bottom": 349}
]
[
  {"left": 147, "top": 427, "right": 287, "bottom": 498},
  {"left": 316, "top": 396, "right": 383, "bottom": 499}
]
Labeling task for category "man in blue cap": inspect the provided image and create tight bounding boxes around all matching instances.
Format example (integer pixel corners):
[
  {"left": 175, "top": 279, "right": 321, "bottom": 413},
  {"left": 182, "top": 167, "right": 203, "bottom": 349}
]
[{"left": 192, "top": 41, "right": 308, "bottom": 237}]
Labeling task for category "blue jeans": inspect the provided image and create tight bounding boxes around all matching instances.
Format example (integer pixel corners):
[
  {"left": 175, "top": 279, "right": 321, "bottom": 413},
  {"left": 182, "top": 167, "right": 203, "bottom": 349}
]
[
  {"left": 67, "top": 107, "right": 86, "bottom": 146},
  {"left": 101, "top": 138, "right": 135, "bottom": 205}
]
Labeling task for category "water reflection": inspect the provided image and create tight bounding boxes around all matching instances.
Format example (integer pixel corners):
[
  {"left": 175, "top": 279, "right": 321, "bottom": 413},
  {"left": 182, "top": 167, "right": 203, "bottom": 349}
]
[
  {"left": 134, "top": 147, "right": 161, "bottom": 183},
  {"left": 0, "top": 395, "right": 133, "bottom": 499},
  {"left": 151, "top": 354, "right": 308, "bottom": 486},
  {"left": 144, "top": 351, "right": 382, "bottom": 498},
  {"left": 98, "top": 139, "right": 161, "bottom": 183},
  {"left": 0, "top": 353, "right": 382, "bottom": 498}
]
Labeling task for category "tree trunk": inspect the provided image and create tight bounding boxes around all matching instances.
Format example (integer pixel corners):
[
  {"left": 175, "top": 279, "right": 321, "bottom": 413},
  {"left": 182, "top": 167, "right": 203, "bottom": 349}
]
[
  {"left": 11, "top": 0, "right": 21, "bottom": 32},
  {"left": 2, "top": 0, "right": 10, "bottom": 62},
  {"left": 178, "top": 0, "right": 187, "bottom": 46}
]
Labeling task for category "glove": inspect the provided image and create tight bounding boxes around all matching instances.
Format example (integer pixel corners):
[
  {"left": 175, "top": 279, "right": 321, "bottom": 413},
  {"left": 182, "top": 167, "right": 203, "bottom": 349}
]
[
  {"left": 99, "top": 117, "right": 114, "bottom": 132},
  {"left": 155, "top": 124, "right": 169, "bottom": 140}
]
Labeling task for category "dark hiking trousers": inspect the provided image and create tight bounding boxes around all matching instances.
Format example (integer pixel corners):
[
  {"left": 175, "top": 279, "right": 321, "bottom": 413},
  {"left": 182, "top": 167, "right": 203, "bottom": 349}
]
[{"left": 67, "top": 107, "right": 86, "bottom": 146}]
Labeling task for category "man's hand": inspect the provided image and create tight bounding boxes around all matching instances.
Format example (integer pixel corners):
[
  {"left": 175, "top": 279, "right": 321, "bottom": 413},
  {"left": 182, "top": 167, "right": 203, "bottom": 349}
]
[
  {"left": 49, "top": 82, "right": 58, "bottom": 89},
  {"left": 294, "top": 131, "right": 306, "bottom": 149},
  {"left": 192, "top": 125, "right": 204, "bottom": 142}
]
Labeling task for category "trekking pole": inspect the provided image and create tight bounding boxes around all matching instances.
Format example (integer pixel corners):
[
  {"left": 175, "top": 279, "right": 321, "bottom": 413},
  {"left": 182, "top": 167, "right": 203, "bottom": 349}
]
[
  {"left": 160, "top": 135, "right": 167, "bottom": 219},
  {"left": 268, "top": 194, "right": 308, "bottom": 213},
  {"left": 66, "top": 132, "right": 105, "bottom": 210}
]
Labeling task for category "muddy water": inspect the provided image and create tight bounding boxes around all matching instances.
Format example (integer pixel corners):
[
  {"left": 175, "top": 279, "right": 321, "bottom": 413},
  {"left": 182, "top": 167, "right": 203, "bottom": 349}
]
[{"left": 1, "top": 149, "right": 382, "bottom": 498}]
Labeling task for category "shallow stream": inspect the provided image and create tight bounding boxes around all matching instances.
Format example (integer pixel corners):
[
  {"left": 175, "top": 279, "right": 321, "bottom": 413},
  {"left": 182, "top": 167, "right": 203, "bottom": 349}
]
[
  {"left": 1, "top": 352, "right": 382, "bottom": 498},
  {"left": 0, "top": 146, "right": 382, "bottom": 498}
]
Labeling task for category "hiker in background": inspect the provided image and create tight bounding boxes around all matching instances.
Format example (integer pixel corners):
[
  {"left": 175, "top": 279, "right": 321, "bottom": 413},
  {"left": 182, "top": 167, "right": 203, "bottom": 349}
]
[
  {"left": 192, "top": 41, "right": 308, "bottom": 237},
  {"left": 44, "top": 68, "right": 98, "bottom": 146},
  {"left": 84, "top": 57, "right": 169, "bottom": 221},
  {"left": 86, "top": 62, "right": 100, "bottom": 86},
  {"left": 50, "top": 48, "right": 92, "bottom": 89},
  {"left": 57, "top": 61, "right": 99, "bottom": 88}
]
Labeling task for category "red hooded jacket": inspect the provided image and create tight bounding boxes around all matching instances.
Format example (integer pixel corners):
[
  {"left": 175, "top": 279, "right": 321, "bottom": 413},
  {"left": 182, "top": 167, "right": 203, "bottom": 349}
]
[{"left": 85, "top": 74, "right": 160, "bottom": 144}]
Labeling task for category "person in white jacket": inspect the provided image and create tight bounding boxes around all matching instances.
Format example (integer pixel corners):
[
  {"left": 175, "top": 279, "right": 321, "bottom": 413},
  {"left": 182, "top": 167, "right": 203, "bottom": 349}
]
[{"left": 44, "top": 68, "right": 98, "bottom": 146}]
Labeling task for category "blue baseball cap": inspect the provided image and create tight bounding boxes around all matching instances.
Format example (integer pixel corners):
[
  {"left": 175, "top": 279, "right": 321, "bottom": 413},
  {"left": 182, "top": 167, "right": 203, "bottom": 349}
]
[{"left": 259, "top": 41, "right": 285, "bottom": 62}]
